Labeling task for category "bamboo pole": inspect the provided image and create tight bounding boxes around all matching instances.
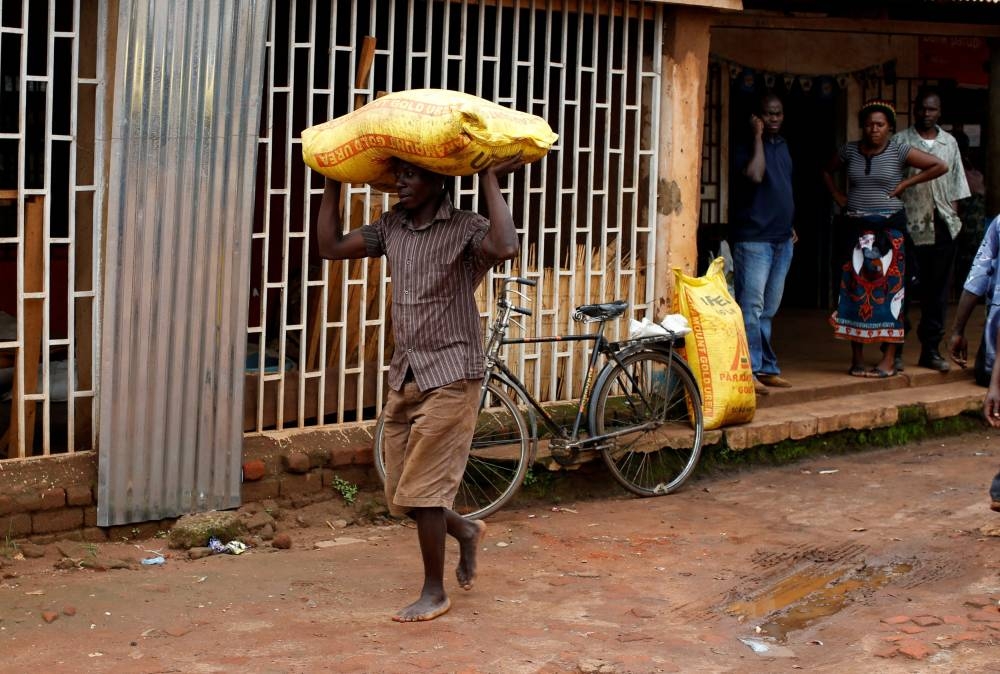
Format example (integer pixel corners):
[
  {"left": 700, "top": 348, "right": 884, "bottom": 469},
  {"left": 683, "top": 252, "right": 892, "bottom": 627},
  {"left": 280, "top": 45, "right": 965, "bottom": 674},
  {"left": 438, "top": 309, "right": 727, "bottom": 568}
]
[
  {"left": 363, "top": 256, "right": 386, "bottom": 364},
  {"left": 6, "top": 196, "right": 44, "bottom": 457},
  {"left": 336, "top": 258, "right": 364, "bottom": 368}
]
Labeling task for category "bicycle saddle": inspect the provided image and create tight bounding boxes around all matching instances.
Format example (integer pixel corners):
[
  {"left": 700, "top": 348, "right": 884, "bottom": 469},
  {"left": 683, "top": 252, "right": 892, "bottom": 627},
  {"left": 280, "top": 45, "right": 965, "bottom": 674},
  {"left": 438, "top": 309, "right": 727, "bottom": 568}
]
[{"left": 573, "top": 300, "right": 628, "bottom": 322}]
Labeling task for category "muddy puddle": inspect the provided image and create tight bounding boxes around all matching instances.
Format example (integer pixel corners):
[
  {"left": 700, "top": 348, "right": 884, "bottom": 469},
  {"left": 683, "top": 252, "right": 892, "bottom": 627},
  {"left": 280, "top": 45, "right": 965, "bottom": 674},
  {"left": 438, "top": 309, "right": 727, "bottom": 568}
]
[{"left": 727, "top": 562, "right": 913, "bottom": 640}]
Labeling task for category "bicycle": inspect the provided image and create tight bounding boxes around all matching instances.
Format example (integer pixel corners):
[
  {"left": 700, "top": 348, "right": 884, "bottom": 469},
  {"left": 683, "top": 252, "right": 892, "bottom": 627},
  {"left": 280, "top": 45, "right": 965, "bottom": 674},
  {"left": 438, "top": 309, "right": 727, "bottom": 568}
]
[{"left": 373, "top": 276, "right": 704, "bottom": 519}]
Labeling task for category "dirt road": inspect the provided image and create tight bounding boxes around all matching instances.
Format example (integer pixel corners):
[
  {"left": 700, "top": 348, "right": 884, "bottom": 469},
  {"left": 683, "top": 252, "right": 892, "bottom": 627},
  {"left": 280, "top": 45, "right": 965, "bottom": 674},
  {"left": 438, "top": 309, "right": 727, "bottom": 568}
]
[{"left": 3, "top": 430, "right": 1000, "bottom": 673}]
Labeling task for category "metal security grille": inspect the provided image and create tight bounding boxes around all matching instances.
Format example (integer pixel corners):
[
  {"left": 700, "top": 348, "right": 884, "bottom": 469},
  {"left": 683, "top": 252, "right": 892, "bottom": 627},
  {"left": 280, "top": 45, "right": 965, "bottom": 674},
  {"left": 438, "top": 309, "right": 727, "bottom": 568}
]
[
  {"left": 0, "top": 0, "right": 106, "bottom": 459},
  {"left": 700, "top": 61, "right": 725, "bottom": 229},
  {"left": 249, "top": 0, "right": 662, "bottom": 433}
]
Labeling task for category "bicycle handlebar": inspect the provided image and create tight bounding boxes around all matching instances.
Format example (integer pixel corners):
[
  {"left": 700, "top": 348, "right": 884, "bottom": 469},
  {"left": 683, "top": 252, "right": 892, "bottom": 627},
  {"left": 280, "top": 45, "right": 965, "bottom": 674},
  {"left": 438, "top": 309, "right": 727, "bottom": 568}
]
[
  {"left": 489, "top": 276, "right": 535, "bottom": 335},
  {"left": 495, "top": 276, "right": 535, "bottom": 316}
]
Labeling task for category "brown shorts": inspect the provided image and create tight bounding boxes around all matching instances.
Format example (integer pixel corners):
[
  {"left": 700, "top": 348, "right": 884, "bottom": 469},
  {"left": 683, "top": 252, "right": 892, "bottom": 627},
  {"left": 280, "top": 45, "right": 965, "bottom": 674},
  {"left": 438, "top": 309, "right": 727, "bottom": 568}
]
[{"left": 381, "top": 378, "right": 480, "bottom": 517}]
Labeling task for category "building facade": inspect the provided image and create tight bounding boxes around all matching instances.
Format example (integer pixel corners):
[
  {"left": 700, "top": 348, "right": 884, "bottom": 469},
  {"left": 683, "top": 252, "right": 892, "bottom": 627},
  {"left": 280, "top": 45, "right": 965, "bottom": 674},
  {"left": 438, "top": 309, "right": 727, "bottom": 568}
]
[
  {"left": 4, "top": 0, "right": 995, "bottom": 530},
  {"left": 0, "top": 0, "right": 732, "bottom": 528}
]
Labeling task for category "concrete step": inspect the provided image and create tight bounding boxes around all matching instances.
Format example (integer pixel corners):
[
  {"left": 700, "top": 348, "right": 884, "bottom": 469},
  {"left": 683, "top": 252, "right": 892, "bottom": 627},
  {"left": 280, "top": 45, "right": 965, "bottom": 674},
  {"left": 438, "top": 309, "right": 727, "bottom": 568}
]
[
  {"left": 722, "top": 379, "right": 985, "bottom": 451},
  {"left": 756, "top": 366, "right": 972, "bottom": 408}
]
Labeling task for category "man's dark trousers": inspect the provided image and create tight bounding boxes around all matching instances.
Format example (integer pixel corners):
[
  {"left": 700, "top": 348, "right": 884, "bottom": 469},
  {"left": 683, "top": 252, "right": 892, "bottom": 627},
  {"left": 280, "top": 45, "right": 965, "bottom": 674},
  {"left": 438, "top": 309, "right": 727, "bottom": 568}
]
[{"left": 904, "top": 214, "right": 956, "bottom": 358}]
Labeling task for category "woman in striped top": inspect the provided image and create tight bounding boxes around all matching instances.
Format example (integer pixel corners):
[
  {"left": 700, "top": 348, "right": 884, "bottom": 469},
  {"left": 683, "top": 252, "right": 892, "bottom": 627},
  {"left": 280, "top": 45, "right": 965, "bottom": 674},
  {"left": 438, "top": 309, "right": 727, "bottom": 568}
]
[{"left": 823, "top": 100, "right": 946, "bottom": 378}]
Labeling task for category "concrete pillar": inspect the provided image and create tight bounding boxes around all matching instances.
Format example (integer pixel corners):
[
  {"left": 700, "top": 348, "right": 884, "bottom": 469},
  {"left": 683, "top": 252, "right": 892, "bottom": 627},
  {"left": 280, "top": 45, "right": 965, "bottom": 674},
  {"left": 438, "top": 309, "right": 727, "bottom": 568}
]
[
  {"left": 988, "top": 39, "right": 1000, "bottom": 217},
  {"left": 654, "top": 8, "right": 712, "bottom": 315}
]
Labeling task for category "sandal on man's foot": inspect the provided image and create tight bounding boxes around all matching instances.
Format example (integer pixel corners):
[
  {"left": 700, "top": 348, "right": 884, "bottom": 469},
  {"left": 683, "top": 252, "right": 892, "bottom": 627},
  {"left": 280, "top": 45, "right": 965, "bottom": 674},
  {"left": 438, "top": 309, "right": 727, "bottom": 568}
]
[
  {"left": 848, "top": 366, "right": 867, "bottom": 377},
  {"left": 991, "top": 500, "right": 1000, "bottom": 513},
  {"left": 865, "top": 367, "right": 897, "bottom": 378}
]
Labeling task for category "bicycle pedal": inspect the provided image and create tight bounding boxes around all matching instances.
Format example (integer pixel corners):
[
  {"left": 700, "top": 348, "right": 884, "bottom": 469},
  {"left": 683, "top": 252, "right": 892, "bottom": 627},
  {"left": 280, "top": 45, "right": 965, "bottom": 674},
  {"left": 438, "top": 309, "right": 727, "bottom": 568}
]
[{"left": 548, "top": 439, "right": 579, "bottom": 466}]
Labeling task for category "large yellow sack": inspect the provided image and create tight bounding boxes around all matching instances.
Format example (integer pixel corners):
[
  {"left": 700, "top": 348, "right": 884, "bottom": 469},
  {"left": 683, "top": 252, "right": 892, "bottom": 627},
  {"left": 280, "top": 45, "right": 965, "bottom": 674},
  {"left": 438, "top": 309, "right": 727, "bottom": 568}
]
[
  {"left": 301, "top": 88, "right": 558, "bottom": 191},
  {"left": 673, "top": 258, "right": 755, "bottom": 430}
]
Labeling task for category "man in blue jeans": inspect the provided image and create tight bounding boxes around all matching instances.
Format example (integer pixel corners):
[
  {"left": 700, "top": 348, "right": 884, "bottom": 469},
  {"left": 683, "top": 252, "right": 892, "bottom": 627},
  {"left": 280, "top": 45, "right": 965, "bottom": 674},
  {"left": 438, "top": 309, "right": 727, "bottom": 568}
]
[
  {"left": 985, "top": 323, "right": 1000, "bottom": 512},
  {"left": 731, "top": 94, "right": 796, "bottom": 395},
  {"left": 947, "top": 213, "right": 1000, "bottom": 512}
]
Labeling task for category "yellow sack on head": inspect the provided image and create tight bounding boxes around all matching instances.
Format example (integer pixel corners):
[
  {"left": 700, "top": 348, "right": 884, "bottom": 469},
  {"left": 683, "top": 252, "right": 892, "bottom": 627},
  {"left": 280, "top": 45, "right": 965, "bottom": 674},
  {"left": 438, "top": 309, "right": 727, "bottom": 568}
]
[
  {"left": 673, "top": 258, "right": 755, "bottom": 430},
  {"left": 301, "top": 88, "right": 558, "bottom": 191}
]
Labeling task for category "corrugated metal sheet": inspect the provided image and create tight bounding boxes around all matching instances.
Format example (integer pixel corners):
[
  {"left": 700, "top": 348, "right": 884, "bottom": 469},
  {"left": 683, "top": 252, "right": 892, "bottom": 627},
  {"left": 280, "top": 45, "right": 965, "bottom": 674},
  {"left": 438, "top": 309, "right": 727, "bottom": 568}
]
[{"left": 98, "top": 1, "right": 270, "bottom": 526}]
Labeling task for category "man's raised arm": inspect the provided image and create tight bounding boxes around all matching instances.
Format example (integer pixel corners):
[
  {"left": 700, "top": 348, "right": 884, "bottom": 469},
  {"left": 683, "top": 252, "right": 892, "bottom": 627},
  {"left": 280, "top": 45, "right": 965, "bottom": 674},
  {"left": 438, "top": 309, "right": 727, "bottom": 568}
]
[
  {"left": 316, "top": 179, "right": 368, "bottom": 260},
  {"left": 477, "top": 156, "right": 525, "bottom": 262}
]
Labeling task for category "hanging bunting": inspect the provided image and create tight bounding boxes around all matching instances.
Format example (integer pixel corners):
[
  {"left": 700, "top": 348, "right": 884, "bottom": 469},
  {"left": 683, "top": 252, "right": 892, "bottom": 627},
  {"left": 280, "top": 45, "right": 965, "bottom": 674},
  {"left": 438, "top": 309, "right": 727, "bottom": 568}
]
[
  {"left": 710, "top": 55, "right": 898, "bottom": 96},
  {"left": 817, "top": 76, "right": 836, "bottom": 100}
]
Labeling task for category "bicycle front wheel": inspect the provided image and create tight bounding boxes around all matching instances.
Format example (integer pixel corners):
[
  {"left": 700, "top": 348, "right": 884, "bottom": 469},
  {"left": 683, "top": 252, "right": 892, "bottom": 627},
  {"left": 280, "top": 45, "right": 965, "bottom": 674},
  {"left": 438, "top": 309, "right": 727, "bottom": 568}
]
[
  {"left": 590, "top": 350, "right": 703, "bottom": 496},
  {"left": 372, "top": 377, "right": 531, "bottom": 519}
]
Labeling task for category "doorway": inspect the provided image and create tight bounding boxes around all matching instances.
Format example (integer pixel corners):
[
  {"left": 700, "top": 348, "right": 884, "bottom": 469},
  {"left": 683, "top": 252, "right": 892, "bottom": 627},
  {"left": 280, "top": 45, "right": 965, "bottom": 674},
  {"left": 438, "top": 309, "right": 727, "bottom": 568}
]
[{"left": 725, "top": 77, "right": 845, "bottom": 310}]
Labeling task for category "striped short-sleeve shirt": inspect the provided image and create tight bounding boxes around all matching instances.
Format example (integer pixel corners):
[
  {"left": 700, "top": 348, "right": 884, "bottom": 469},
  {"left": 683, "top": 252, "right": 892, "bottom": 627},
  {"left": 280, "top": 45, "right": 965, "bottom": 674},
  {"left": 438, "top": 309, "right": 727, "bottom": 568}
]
[
  {"left": 839, "top": 139, "right": 912, "bottom": 214},
  {"left": 361, "top": 194, "right": 496, "bottom": 392}
]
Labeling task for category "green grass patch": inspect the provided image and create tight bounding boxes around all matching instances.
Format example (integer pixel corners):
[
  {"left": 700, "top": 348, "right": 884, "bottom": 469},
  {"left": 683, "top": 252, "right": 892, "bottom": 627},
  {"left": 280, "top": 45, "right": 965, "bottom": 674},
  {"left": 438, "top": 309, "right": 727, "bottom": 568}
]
[{"left": 698, "top": 409, "right": 986, "bottom": 475}]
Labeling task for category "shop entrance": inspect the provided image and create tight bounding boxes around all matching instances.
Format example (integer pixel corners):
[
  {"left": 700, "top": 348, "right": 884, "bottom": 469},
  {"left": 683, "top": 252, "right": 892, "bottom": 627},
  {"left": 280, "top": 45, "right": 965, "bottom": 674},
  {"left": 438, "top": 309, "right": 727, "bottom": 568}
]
[
  {"left": 725, "top": 76, "right": 844, "bottom": 310},
  {"left": 699, "top": 65, "right": 990, "bottom": 312}
]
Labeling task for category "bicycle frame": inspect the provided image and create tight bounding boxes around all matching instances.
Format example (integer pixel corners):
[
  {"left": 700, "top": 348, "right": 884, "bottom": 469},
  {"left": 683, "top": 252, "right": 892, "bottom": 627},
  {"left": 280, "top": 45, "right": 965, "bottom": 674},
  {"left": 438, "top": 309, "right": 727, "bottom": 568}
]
[
  {"left": 494, "top": 330, "right": 605, "bottom": 443},
  {"left": 483, "top": 278, "right": 681, "bottom": 451}
]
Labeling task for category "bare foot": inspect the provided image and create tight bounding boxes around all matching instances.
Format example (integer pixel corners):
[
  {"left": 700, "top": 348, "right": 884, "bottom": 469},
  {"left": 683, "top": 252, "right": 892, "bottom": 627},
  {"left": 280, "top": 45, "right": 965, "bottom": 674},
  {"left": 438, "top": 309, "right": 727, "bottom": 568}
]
[
  {"left": 392, "top": 595, "right": 451, "bottom": 622},
  {"left": 456, "top": 519, "right": 487, "bottom": 590}
]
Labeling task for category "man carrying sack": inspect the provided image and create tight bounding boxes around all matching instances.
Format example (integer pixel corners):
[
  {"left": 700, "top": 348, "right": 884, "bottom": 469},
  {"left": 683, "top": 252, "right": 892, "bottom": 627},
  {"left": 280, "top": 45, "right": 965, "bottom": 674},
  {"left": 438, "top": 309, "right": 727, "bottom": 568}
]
[{"left": 313, "top": 153, "right": 524, "bottom": 622}]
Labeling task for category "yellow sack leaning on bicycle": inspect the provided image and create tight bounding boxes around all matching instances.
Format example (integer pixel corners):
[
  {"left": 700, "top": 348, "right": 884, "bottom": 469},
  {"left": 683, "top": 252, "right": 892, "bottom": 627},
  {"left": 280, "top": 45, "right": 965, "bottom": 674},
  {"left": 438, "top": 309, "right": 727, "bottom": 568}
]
[
  {"left": 301, "top": 88, "right": 558, "bottom": 191},
  {"left": 673, "top": 258, "right": 756, "bottom": 430}
]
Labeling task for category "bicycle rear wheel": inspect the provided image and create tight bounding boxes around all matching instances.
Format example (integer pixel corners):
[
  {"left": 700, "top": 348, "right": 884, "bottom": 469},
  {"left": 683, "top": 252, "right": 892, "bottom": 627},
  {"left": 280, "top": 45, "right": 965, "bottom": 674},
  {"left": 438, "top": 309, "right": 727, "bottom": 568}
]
[
  {"left": 372, "top": 377, "right": 531, "bottom": 519},
  {"left": 590, "top": 349, "right": 703, "bottom": 496}
]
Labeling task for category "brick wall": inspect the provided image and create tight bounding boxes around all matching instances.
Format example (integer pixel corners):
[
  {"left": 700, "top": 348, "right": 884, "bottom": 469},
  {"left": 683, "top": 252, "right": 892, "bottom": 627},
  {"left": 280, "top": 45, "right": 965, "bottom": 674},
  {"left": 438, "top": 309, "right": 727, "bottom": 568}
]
[
  {"left": 0, "top": 452, "right": 105, "bottom": 543},
  {"left": 240, "top": 424, "right": 378, "bottom": 507},
  {"left": 0, "top": 423, "right": 378, "bottom": 542}
]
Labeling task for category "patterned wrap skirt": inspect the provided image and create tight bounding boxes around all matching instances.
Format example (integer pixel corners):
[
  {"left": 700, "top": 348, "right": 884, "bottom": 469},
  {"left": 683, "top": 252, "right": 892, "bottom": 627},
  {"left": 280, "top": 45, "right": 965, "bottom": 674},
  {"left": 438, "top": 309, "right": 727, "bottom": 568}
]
[{"left": 829, "top": 210, "right": 907, "bottom": 343}]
